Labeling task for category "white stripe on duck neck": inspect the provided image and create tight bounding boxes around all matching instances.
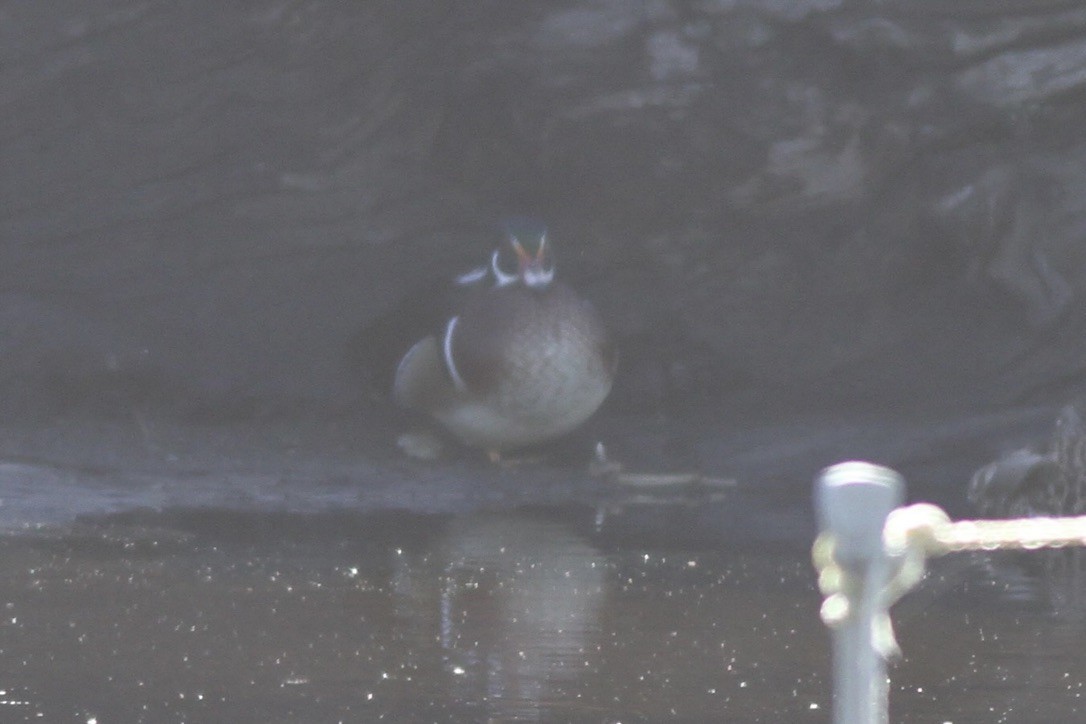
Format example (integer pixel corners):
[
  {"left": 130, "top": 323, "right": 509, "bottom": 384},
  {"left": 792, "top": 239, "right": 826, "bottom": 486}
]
[
  {"left": 455, "top": 266, "right": 489, "bottom": 286},
  {"left": 491, "top": 249, "right": 520, "bottom": 288}
]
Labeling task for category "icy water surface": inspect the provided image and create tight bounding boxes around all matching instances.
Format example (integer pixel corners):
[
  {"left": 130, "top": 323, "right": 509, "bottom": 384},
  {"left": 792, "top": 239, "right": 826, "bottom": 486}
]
[{"left": 1, "top": 505, "right": 1084, "bottom": 723}]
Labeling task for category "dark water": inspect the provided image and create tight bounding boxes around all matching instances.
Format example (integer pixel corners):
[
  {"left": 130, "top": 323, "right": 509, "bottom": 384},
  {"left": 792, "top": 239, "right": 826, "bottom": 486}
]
[{"left": 1, "top": 503, "right": 1084, "bottom": 723}]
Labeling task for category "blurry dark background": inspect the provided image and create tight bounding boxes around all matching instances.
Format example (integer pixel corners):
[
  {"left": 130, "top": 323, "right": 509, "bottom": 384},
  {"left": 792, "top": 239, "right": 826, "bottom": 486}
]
[{"left": 5, "top": 0, "right": 1086, "bottom": 517}]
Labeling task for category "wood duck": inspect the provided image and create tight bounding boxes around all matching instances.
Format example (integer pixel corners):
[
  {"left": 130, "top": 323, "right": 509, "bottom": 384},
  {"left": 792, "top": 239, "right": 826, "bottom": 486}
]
[
  {"left": 970, "top": 405, "right": 1086, "bottom": 518},
  {"left": 393, "top": 221, "right": 616, "bottom": 456}
]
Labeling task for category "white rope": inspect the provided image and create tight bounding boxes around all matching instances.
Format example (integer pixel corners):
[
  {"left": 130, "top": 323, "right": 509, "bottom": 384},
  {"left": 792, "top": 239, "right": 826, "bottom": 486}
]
[
  {"left": 885, "top": 504, "right": 1086, "bottom": 555},
  {"left": 813, "top": 505, "right": 1086, "bottom": 659}
]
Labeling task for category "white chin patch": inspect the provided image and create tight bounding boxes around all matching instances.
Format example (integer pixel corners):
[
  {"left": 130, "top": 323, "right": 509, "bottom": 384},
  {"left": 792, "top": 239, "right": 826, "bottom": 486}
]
[{"left": 523, "top": 268, "right": 554, "bottom": 288}]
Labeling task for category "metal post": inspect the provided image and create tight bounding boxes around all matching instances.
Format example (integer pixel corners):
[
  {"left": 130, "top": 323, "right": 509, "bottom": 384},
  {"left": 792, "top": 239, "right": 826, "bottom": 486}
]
[{"left": 815, "top": 461, "right": 904, "bottom": 724}]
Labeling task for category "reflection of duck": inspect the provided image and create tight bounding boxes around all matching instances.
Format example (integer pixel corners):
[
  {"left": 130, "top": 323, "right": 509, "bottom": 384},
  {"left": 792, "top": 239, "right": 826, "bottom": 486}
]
[
  {"left": 434, "top": 515, "right": 605, "bottom": 719},
  {"left": 393, "top": 221, "right": 616, "bottom": 457}
]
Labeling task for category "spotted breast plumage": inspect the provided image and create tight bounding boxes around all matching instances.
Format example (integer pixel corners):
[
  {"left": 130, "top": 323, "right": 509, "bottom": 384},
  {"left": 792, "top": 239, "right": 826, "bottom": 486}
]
[{"left": 393, "top": 221, "right": 616, "bottom": 455}]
